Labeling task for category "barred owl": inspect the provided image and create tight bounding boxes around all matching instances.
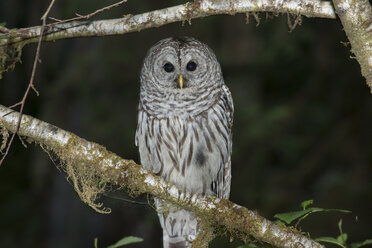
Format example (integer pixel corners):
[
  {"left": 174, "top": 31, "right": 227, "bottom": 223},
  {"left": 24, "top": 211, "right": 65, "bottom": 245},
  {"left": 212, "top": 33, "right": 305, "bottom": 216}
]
[{"left": 135, "top": 37, "right": 233, "bottom": 248}]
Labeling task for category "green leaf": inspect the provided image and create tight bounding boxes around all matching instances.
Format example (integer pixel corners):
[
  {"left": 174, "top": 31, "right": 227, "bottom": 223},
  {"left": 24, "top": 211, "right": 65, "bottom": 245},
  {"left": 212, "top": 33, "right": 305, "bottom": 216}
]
[
  {"left": 337, "top": 233, "right": 348, "bottom": 245},
  {"left": 336, "top": 219, "right": 347, "bottom": 244},
  {"left": 301, "top": 200, "right": 313, "bottom": 210},
  {"left": 315, "top": 237, "right": 347, "bottom": 248},
  {"left": 0, "top": 22, "right": 6, "bottom": 27},
  {"left": 308, "top": 207, "right": 351, "bottom": 214},
  {"left": 351, "top": 239, "right": 372, "bottom": 248},
  {"left": 94, "top": 238, "right": 98, "bottom": 248},
  {"left": 274, "top": 207, "right": 351, "bottom": 225},
  {"left": 107, "top": 236, "right": 143, "bottom": 248},
  {"left": 274, "top": 209, "right": 312, "bottom": 224}
]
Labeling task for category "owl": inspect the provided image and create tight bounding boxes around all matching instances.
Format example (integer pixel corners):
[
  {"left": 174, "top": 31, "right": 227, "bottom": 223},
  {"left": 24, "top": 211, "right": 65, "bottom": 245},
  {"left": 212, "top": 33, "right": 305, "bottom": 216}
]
[{"left": 135, "top": 37, "right": 233, "bottom": 248}]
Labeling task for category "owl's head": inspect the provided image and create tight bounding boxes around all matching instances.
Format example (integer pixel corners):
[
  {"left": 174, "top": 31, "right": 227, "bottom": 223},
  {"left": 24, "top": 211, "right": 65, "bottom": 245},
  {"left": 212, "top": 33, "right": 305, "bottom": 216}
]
[{"left": 141, "top": 37, "right": 223, "bottom": 92}]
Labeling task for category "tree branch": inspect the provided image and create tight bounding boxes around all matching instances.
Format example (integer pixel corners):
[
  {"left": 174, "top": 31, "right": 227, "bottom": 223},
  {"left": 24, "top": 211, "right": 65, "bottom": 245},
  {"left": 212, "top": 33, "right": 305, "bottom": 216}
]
[
  {"left": 332, "top": 0, "right": 372, "bottom": 92},
  {"left": 0, "top": 104, "right": 324, "bottom": 248},
  {"left": 0, "top": 0, "right": 55, "bottom": 166},
  {"left": 2, "top": 0, "right": 335, "bottom": 46}
]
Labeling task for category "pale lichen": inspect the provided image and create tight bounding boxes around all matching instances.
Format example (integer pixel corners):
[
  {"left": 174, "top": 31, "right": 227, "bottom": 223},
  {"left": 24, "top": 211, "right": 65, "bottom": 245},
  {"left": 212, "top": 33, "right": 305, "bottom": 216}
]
[{"left": 0, "top": 125, "right": 9, "bottom": 153}]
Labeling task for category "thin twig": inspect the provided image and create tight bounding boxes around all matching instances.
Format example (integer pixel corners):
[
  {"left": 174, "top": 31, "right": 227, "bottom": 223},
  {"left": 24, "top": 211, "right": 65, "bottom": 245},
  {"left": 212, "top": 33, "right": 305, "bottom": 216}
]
[
  {"left": 287, "top": 13, "right": 302, "bottom": 32},
  {"left": 7, "top": 102, "right": 22, "bottom": 109},
  {"left": 252, "top": 12, "right": 260, "bottom": 26},
  {"left": 0, "top": 0, "right": 56, "bottom": 166},
  {"left": 48, "top": 0, "right": 127, "bottom": 26}
]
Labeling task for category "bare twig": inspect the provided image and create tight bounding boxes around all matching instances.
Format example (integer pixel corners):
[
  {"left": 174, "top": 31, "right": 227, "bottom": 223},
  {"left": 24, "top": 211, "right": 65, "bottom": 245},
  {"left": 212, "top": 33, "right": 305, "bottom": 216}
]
[
  {"left": 287, "top": 13, "right": 302, "bottom": 32},
  {"left": 0, "top": 0, "right": 55, "bottom": 166},
  {"left": 48, "top": 0, "right": 127, "bottom": 25},
  {"left": 245, "top": 13, "right": 250, "bottom": 24},
  {"left": 0, "top": 104, "right": 325, "bottom": 248},
  {"left": 252, "top": 12, "right": 260, "bottom": 26}
]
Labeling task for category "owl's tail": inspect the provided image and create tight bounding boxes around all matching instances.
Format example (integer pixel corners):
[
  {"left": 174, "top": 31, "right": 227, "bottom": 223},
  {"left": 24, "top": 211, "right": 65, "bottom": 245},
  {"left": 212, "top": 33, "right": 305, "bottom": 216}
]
[
  {"left": 163, "top": 230, "right": 192, "bottom": 248},
  {"left": 155, "top": 199, "right": 198, "bottom": 248}
]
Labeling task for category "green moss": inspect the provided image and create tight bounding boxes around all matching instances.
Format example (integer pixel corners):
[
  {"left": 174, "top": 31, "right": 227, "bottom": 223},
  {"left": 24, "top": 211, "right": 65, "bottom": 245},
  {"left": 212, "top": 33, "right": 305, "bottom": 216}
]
[{"left": 0, "top": 41, "right": 24, "bottom": 80}]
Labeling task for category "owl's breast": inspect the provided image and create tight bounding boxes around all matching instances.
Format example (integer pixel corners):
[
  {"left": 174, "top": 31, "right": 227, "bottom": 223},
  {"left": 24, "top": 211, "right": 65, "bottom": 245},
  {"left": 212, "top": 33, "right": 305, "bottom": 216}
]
[
  {"left": 136, "top": 100, "right": 231, "bottom": 196},
  {"left": 139, "top": 83, "right": 223, "bottom": 119}
]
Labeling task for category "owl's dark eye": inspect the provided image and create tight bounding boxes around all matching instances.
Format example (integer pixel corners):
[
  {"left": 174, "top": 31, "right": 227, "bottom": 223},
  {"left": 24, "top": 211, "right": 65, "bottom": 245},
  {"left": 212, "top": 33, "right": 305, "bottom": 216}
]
[
  {"left": 186, "top": 61, "right": 197, "bottom": 71},
  {"left": 163, "top": 62, "right": 174, "bottom": 73}
]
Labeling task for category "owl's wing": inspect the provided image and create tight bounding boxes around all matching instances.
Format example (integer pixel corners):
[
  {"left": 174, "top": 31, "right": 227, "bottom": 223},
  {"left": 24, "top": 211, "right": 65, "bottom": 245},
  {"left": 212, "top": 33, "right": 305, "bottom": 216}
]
[
  {"left": 219, "top": 84, "right": 234, "bottom": 199},
  {"left": 222, "top": 84, "right": 234, "bottom": 132},
  {"left": 135, "top": 105, "right": 159, "bottom": 173}
]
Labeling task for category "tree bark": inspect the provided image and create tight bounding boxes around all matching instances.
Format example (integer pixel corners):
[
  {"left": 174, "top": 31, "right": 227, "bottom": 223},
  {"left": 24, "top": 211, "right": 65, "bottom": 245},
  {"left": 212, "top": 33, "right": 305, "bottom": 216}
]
[{"left": 332, "top": 0, "right": 372, "bottom": 92}]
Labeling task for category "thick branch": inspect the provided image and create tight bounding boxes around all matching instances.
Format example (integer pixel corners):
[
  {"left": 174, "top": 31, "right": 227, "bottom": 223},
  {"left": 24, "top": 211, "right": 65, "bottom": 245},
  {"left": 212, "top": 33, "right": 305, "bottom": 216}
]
[
  {"left": 2, "top": 0, "right": 335, "bottom": 46},
  {"left": 0, "top": 104, "right": 323, "bottom": 248},
  {"left": 332, "top": 0, "right": 372, "bottom": 92}
]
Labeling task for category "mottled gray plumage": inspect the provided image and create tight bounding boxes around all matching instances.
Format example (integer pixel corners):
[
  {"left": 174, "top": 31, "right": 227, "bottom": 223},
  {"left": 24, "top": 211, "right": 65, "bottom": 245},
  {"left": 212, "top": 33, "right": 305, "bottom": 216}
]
[{"left": 135, "top": 37, "right": 233, "bottom": 248}]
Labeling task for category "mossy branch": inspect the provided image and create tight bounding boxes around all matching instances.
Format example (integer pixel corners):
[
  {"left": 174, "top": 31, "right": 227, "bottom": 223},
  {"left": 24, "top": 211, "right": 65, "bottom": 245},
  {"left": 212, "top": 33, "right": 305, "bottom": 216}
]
[
  {"left": 0, "top": 104, "right": 324, "bottom": 248},
  {"left": 0, "top": 0, "right": 335, "bottom": 78},
  {"left": 332, "top": 0, "right": 372, "bottom": 92},
  {"left": 1, "top": 0, "right": 336, "bottom": 43}
]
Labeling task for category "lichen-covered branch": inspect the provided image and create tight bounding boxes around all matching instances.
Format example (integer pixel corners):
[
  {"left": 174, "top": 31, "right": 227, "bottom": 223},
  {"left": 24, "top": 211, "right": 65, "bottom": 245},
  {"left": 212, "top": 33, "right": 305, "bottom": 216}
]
[
  {"left": 0, "top": 104, "right": 324, "bottom": 248},
  {"left": 332, "top": 0, "right": 372, "bottom": 92},
  {"left": 0, "top": 0, "right": 336, "bottom": 81},
  {"left": 1, "top": 0, "right": 335, "bottom": 45}
]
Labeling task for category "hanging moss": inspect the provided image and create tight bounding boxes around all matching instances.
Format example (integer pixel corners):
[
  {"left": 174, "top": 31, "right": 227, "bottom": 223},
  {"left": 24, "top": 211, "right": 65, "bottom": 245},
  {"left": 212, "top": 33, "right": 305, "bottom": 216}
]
[
  {"left": 0, "top": 125, "right": 9, "bottom": 152},
  {"left": 0, "top": 41, "right": 24, "bottom": 79}
]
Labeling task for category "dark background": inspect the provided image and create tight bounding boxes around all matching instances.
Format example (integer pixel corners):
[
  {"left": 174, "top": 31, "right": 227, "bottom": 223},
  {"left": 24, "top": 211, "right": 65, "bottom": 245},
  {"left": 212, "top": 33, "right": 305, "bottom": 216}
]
[{"left": 0, "top": 1, "right": 371, "bottom": 247}]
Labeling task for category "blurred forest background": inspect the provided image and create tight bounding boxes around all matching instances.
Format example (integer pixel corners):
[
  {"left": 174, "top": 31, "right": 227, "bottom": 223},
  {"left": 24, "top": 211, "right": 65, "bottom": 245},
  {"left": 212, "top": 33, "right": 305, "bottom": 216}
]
[{"left": 0, "top": 0, "right": 371, "bottom": 247}]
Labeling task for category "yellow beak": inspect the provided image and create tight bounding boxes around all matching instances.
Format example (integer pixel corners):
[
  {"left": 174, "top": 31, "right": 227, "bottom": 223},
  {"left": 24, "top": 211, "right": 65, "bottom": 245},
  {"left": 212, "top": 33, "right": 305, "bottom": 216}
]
[{"left": 178, "top": 74, "right": 184, "bottom": 89}]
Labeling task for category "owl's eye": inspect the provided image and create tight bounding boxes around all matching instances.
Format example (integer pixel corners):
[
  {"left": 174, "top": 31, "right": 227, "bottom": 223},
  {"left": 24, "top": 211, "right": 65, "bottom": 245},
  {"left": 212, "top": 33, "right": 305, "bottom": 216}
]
[
  {"left": 163, "top": 63, "right": 174, "bottom": 73},
  {"left": 186, "top": 61, "right": 197, "bottom": 71}
]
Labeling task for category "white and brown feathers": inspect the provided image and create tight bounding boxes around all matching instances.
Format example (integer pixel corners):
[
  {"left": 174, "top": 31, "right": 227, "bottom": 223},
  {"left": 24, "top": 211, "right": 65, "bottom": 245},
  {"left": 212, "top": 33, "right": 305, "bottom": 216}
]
[{"left": 135, "top": 37, "right": 233, "bottom": 248}]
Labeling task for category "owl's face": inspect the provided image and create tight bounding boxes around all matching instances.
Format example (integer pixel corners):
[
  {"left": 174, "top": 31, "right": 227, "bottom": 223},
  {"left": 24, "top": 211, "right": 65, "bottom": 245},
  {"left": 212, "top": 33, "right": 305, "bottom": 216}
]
[{"left": 141, "top": 37, "right": 222, "bottom": 92}]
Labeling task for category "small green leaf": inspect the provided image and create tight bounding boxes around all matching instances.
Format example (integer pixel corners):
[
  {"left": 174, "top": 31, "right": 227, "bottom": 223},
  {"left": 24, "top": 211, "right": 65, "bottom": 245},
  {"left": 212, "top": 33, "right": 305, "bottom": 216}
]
[
  {"left": 274, "top": 209, "right": 312, "bottom": 225},
  {"left": 301, "top": 200, "right": 313, "bottom": 210},
  {"left": 351, "top": 239, "right": 372, "bottom": 248},
  {"left": 274, "top": 207, "right": 351, "bottom": 225},
  {"left": 308, "top": 207, "right": 351, "bottom": 214},
  {"left": 0, "top": 22, "right": 6, "bottom": 27},
  {"left": 107, "top": 236, "right": 143, "bottom": 248},
  {"left": 94, "top": 238, "right": 98, "bottom": 248},
  {"left": 337, "top": 233, "right": 348, "bottom": 245},
  {"left": 315, "top": 237, "right": 347, "bottom": 248}
]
